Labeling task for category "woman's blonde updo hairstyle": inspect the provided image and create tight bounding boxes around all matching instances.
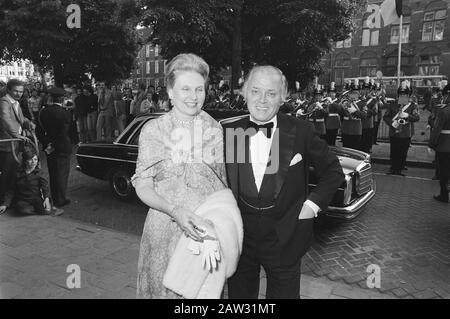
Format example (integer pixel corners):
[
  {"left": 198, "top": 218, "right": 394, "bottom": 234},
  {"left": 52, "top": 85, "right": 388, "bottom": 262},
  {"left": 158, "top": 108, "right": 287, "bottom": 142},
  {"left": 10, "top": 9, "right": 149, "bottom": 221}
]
[{"left": 165, "top": 53, "right": 210, "bottom": 90}]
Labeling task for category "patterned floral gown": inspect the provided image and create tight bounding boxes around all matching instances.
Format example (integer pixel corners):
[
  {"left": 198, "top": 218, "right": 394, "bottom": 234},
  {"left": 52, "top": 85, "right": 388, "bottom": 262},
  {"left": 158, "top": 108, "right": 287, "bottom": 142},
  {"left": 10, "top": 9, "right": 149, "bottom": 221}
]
[{"left": 132, "top": 110, "right": 227, "bottom": 298}]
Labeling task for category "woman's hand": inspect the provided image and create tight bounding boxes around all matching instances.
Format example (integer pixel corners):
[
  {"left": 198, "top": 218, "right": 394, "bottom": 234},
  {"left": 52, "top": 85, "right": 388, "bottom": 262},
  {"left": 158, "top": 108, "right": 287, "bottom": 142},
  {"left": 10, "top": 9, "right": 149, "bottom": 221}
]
[{"left": 172, "top": 207, "right": 208, "bottom": 242}]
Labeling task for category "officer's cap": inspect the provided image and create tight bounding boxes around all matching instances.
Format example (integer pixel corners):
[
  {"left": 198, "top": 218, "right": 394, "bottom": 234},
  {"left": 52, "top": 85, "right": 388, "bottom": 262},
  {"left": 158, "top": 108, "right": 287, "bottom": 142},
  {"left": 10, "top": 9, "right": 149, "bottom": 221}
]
[{"left": 397, "top": 86, "right": 411, "bottom": 96}]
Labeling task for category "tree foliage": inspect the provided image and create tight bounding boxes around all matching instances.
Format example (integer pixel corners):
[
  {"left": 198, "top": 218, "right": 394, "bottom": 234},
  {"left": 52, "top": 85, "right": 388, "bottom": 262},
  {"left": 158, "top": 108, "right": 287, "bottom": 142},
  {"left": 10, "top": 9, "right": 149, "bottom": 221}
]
[
  {"left": 138, "top": 0, "right": 362, "bottom": 88},
  {"left": 138, "top": 0, "right": 237, "bottom": 77},
  {"left": 0, "top": 0, "right": 142, "bottom": 86}
]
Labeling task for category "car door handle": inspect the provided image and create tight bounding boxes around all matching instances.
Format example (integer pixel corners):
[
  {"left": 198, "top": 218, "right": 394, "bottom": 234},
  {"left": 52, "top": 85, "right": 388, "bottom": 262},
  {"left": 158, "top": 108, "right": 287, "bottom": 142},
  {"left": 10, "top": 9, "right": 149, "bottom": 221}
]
[{"left": 127, "top": 152, "right": 138, "bottom": 156}]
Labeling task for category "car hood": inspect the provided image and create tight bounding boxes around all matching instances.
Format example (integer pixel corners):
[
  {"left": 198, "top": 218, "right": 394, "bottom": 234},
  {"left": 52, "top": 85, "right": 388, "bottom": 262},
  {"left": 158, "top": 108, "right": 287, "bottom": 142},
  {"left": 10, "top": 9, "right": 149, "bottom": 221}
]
[
  {"left": 77, "top": 142, "right": 370, "bottom": 175},
  {"left": 330, "top": 146, "right": 370, "bottom": 175}
]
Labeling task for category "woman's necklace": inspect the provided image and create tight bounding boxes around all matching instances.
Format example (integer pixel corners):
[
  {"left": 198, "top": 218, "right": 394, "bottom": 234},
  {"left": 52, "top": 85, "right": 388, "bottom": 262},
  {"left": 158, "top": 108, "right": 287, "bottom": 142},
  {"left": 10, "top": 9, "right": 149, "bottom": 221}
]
[{"left": 170, "top": 110, "right": 198, "bottom": 127}]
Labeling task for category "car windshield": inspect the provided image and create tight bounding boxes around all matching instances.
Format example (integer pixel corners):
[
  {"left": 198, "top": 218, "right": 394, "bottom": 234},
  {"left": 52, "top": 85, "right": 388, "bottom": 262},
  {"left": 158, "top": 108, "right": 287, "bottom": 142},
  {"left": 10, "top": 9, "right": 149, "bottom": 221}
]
[{"left": 116, "top": 120, "right": 142, "bottom": 144}]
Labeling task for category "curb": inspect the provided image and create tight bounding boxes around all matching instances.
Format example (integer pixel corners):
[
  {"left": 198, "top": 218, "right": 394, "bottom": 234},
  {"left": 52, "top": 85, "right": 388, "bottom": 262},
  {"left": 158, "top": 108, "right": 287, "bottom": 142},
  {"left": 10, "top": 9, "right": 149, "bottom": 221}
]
[{"left": 371, "top": 157, "right": 434, "bottom": 169}]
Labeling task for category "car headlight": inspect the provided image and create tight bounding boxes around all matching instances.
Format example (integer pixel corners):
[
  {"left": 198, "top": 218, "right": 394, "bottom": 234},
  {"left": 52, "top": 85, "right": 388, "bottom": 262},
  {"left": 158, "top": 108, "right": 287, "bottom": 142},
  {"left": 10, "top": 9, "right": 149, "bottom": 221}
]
[{"left": 344, "top": 174, "right": 353, "bottom": 205}]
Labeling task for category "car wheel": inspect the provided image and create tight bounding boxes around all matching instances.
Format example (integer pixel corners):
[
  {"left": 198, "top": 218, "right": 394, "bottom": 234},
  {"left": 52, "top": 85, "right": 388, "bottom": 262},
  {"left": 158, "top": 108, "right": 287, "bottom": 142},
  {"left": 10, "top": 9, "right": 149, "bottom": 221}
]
[{"left": 108, "top": 168, "right": 134, "bottom": 201}]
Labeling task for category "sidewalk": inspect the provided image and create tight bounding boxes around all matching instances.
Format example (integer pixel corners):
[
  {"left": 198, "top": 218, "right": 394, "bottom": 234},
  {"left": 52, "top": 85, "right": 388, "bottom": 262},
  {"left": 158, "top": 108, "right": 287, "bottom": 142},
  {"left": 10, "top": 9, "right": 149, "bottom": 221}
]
[
  {"left": 337, "top": 140, "right": 435, "bottom": 168},
  {"left": 0, "top": 214, "right": 394, "bottom": 299}
]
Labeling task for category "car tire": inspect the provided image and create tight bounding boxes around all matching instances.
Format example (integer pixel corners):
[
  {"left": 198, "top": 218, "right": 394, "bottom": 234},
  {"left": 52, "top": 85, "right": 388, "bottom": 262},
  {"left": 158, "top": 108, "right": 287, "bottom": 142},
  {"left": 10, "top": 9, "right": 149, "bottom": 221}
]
[{"left": 108, "top": 168, "right": 135, "bottom": 201}]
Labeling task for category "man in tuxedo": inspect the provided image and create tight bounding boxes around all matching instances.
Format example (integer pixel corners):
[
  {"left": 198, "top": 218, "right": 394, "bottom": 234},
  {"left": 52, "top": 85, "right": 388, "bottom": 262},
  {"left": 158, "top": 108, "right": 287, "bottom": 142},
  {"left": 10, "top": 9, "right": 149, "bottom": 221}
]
[
  {"left": 0, "top": 79, "right": 35, "bottom": 209},
  {"left": 39, "top": 87, "right": 72, "bottom": 208},
  {"left": 224, "top": 66, "right": 344, "bottom": 299}
]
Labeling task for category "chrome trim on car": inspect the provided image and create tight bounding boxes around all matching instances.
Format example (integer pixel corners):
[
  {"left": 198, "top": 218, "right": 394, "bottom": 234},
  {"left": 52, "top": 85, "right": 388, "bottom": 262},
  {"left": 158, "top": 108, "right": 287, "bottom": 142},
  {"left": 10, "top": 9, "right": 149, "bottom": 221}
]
[
  {"left": 355, "top": 162, "right": 373, "bottom": 195},
  {"left": 76, "top": 154, "right": 137, "bottom": 164},
  {"left": 112, "top": 142, "right": 138, "bottom": 148},
  {"left": 322, "top": 182, "right": 376, "bottom": 220}
]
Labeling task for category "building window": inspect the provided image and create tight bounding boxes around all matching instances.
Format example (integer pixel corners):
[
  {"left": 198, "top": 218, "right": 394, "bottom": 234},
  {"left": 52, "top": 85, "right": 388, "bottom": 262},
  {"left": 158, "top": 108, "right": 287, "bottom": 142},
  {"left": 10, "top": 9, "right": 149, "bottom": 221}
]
[
  {"left": 344, "top": 36, "right": 352, "bottom": 48},
  {"left": 422, "top": 9, "right": 446, "bottom": 41},
  {"left": 336, "top": 34, "right": 352, "bottom": 48},
  {"left": 163, "top": 60, "right": 167, "bottom": 74},
  {"left": 383, "top": 51, "right": 411, "bottom": 76},
  {"left": 155, "top": 44, "right": 159, "bottom": 57},
  {"left": 334, "top": 53, "right": 351, "bottom": 86},
  {"left": 390, "top": 25, "right": 410, "bottom": 44},
  {"left": 155, "top": 61, "right": 159, "bottom": 74},
  {"left": 146, "top": 45, "right": 150, "bottom": 58},
  {"left": 155, "top": 78, "right": 159, "bottom": 88},
  {"left": 146, "top": 61, "right": 150, "bottom": 74},
  {"left": 362, "top": 29, "right": 379, "bottom": 46},
  {"left": 359, "top": 52, "right": 378, "bottom": 77},
  {"left": 418, "top": 54, "right": 441, "bottom": 75},
  {"left": 390, "top": 16, "right": 410, "bottom": 44}
]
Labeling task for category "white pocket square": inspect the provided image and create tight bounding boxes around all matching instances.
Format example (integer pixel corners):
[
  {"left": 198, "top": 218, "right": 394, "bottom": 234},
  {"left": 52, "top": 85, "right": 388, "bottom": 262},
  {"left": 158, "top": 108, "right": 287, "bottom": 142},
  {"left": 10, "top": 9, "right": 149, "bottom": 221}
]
[{"left": 289, "top": 153, "right": 303, "bottom": 166}]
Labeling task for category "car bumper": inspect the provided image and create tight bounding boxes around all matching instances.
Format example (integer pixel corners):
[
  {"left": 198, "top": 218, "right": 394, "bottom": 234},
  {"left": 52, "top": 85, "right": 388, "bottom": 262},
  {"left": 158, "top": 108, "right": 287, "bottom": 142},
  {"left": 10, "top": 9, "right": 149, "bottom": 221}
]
[{"left": 321, "top": 182, "right": 376, "bottom": 220}]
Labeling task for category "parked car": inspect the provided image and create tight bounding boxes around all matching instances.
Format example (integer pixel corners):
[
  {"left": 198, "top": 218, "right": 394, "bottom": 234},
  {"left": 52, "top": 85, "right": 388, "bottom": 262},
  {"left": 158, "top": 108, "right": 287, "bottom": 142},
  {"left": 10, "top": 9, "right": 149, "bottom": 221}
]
[{"left": 76, "top": 112, "right": 375, "bottom": 220}]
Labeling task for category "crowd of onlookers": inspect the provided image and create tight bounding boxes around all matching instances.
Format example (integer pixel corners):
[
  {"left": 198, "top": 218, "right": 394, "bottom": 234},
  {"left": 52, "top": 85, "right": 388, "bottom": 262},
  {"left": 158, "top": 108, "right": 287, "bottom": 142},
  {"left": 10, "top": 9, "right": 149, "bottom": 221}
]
[{"left": 0, "top": 80, "right": 173, "bottom": 144}]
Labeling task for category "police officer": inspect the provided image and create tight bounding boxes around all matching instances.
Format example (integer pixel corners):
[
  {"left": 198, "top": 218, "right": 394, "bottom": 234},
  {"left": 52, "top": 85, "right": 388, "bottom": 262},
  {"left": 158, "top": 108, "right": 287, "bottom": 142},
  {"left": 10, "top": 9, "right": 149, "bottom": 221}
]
[
  {"left": 325, "top": 82, "right": 343, "bottom": 146},
  {"left": 428, "top": 85, "right": 445, "bottom": 180},
  {"left": 39, "top": 87, "right": 72, "bottom": 208},
  {"left": 305, "top": 86, "right": 328, "bottom": 139},
  {"left": 428, "top": 84, "right": 450, "bottom": 203},
  {"left": 341, "top": 81, "right": 367, "bottom": 150},
  {"left": 383, "top": 82, "right": 420, "bottom": 176}
]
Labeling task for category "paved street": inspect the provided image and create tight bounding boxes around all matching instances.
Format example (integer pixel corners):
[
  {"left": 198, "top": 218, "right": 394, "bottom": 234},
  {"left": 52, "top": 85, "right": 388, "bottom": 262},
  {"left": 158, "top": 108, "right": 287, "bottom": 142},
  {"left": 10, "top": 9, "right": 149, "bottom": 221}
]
[
  {"left": 0, "top": 214, "right": 393, "bottom": 299},
  {"left": 303, "top": 163, "right": 449, "bottom": 299},
  {"left": 1, "top": 147, "right": 449, "bottom": 299}
]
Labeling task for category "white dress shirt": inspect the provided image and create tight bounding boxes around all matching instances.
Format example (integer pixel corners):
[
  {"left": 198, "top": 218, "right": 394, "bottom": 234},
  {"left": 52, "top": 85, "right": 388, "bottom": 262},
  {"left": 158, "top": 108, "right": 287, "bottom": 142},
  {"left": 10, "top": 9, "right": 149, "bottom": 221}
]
[{"left": 249, "top": 115, "right": 320, "bottom": 217}]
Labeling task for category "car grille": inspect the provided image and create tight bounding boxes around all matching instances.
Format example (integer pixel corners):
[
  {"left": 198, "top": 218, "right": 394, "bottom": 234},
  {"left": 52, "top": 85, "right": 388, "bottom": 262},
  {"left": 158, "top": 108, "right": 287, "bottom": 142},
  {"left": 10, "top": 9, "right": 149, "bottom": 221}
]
[{"left": 356, "top": 163, "right": 373, "bottom": 195}]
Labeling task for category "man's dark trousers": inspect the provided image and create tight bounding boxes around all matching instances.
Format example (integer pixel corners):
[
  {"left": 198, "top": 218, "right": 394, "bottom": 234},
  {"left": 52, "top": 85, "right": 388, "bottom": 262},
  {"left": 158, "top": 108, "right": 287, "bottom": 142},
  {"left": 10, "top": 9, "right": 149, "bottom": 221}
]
[
  {"left": 46, "top": 152, "right": 70, "bottom": 206},
  {"left": 227, "top": 210, "right": 303, "bottom": 299},
  {"left": 389, "top": 136, "right": 409, "bottom": 172}
]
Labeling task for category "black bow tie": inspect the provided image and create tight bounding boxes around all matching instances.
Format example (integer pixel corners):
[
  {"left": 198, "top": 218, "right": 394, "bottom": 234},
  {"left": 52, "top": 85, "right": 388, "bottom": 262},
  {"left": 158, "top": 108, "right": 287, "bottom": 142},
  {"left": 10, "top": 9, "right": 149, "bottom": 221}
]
[{"left": 247, "top": 121, "right": 274, "bottom": 138}]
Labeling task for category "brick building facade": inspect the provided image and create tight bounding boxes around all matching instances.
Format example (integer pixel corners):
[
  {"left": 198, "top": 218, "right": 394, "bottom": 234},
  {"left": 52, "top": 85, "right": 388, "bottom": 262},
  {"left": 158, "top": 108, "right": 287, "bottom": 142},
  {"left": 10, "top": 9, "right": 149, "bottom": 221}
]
[
  {"left": 320, "top": 0, "right": 450, "bottom": 88},
  {"left": 128, "top": 28, "right": 167, "bottom": 89},
  {"left": 0, "top": 60, "right": 37, "bottom": 84}
]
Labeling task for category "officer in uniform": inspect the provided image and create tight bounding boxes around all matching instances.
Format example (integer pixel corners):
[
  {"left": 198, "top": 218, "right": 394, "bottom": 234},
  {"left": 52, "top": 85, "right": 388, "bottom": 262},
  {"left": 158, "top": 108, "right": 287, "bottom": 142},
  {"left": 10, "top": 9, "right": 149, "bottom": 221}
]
[
  {"left": 359, "top": 79, "right": 377, "bottom": 153},
  {"left": 341, "top": 81, "right": 367, "bottom": 150},
  {"left": 428, "top": 85, "right": 445, "bottom": 180},
  {"left": 325, "top": 82, "right": 343, "bottom": 146},
  {"left": 372, "top": 82, "right": 385, "bottom": 145},
  {"left": 305, "top": 86, "right": 328, "bottom": 140},
  {"left": 39, "top": 87, "right": 72, "bottom": 208},
  {"left": 428, "top": 84, "right": 450, "bottom": 203},
  {"left": 383, "top": 82, "right": 419, "bottom": 176}
]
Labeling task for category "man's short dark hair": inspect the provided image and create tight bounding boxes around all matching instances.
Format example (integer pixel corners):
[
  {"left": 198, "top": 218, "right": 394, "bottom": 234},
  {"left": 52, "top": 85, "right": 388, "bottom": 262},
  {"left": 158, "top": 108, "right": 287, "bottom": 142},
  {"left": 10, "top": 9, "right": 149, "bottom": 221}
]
[
  {"left": 7, "top": 79, "right": 24, "bottom": 91},
  {"left": 21, "top": 148, "right": 38, "bottom": 169}
]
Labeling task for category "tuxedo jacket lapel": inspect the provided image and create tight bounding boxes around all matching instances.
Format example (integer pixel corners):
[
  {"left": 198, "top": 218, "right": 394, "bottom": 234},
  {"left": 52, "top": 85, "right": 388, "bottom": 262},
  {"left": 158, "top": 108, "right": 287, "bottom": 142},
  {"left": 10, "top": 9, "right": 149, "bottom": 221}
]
[
  {"left": 259, "top": 113, "right": 296, "bottom": 199},
  {"left": 225, "top": 116, "right": 250, "bottom": 200}
]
